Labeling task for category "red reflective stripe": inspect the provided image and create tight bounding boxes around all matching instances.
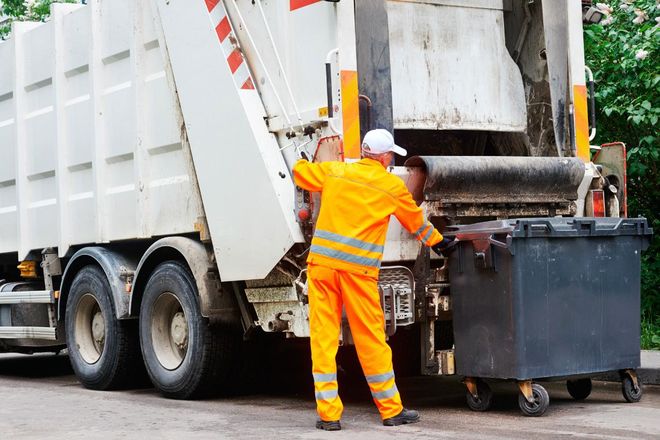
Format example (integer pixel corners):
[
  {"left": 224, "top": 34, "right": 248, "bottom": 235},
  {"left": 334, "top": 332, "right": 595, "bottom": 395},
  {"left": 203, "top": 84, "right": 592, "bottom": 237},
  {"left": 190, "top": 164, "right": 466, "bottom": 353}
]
[
  {"left": 592, "top": 190, "right": 605, "bottom": 217},
  {"left": 227, "top": 49, "right": 243, "bottom": 74},
  {"left": 215, "top": 16, "right": 231, "bottom": 42},
  {"left": 291, "top": 0, "right": 321, "bottom": 11},
  {"left": 205, "top": 0, "right": 220, "bottom": 12},
  {"left": 241, "top": 77, "right": 255, "bottom": 90}
]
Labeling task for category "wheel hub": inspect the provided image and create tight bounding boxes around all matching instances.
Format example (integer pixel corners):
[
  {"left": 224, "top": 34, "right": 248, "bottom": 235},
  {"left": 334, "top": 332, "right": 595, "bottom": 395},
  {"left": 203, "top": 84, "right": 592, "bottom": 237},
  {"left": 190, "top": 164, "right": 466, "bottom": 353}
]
[
  {"left": 92, "top": 311, "right": 105, "bottom": 346},
  {"left": 170, "top": 312, "right": 188, "bottom": 349},
  {"left": 151, "top": 292, "right": 188, "bottom": 370},
  {"left": 74, "top": 293, "right": 105, "bottom": 364}
]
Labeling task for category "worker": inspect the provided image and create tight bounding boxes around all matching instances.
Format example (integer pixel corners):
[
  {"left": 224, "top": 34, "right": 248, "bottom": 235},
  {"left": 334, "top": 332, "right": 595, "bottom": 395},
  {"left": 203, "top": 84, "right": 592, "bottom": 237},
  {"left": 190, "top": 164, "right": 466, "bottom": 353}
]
[{"left": 293, "top": 129, "right": 455, "bottom": 431}]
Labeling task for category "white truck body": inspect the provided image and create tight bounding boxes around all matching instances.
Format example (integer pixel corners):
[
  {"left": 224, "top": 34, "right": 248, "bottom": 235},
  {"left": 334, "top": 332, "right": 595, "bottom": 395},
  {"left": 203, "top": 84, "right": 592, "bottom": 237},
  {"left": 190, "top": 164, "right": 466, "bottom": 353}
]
[
  {"left": 0, "top": 1, "right": 201, "bottom": 259},
  {"left": 0, "top": 0, "right": 622, "bottom": 396},
  {"left": 1, "top": 0, "right": 428, "bottom": 281}
]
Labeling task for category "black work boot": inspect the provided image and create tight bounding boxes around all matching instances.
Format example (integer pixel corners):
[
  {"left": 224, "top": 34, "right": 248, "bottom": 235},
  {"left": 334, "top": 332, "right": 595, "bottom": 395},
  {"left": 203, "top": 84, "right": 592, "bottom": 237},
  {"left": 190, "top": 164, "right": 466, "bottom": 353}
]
[
  {"left": 383, "top": 408, "right": 420, "bottom": 426},
  {"left": 316, "top": 420, "right": 341, "bottom": 431}
]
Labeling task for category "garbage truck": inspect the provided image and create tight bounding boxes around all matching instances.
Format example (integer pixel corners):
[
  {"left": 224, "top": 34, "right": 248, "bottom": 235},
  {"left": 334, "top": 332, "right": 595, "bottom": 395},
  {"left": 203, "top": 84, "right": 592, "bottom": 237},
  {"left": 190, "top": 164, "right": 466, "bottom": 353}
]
[{"left": 0, "top": 0, "right": 646, "bottom": 415}]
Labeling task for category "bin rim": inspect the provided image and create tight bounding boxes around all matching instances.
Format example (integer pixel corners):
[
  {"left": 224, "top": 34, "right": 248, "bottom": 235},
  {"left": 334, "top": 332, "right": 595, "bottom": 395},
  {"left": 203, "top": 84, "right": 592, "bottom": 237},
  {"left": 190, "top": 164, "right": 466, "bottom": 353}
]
[{"left": 444, "top": 217, "right": 653, "bottom": 241}]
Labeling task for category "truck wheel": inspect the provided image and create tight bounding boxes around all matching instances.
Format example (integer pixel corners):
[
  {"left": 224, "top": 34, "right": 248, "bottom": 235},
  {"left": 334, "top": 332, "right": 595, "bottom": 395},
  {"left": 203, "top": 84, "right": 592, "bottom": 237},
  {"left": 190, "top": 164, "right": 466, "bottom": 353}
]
[
  {"left": 566, "top": 378, "right": 592, "bottom": 400},
  {"left": 518, "top": 383, "right": 549, "bottom": 417},
  {"left": 139, "top": 260, "right": 237, "bottom": 399},
  {"left": 66, "top": 265, "right": 143, "bottom": 390}
]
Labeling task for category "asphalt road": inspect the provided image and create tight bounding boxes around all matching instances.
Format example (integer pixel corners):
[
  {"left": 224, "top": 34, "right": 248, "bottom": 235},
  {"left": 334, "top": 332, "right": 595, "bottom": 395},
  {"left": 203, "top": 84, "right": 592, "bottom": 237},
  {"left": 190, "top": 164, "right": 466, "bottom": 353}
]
[{"left": 0, "top": 352, "right": 659, "bottom": 440}]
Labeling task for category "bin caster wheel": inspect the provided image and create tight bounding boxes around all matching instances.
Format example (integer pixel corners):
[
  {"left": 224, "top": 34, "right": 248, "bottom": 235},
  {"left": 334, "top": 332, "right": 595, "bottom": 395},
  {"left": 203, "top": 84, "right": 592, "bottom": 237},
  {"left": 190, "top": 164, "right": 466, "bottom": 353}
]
[
  {"left": 566, "top": 378, "right": 592, "bottom": 400},
  {"left": 518, "top": 383, "right": 549, "bottom": 417},
  {"left": 622, "top": 374, "right": 643, "bottom": 403},
  {"left": 465, "top": 379, "right": 493, "bottom": 412}
]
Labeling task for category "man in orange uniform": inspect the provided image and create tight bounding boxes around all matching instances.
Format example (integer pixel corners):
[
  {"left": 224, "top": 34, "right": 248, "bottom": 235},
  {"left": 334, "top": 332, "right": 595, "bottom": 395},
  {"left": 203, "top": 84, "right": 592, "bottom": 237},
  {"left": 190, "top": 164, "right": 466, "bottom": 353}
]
[{"left": 293, "top": 129, "right": 454, "bottom": 430}]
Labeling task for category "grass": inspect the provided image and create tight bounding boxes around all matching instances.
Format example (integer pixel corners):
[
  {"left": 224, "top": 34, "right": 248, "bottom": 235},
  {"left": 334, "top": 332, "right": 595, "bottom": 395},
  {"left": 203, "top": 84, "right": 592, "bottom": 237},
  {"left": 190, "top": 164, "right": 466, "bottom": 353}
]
[{"left": 641, "top": 312, "right": 660, "bottom": 350}]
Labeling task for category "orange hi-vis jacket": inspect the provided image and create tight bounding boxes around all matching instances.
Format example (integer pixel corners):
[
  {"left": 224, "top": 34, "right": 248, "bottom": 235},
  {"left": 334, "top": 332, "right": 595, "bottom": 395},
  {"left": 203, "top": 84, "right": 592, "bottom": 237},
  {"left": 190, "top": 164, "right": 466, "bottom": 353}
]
[{"left": 293, "top": 158, "right": 443, "bottom": 278}]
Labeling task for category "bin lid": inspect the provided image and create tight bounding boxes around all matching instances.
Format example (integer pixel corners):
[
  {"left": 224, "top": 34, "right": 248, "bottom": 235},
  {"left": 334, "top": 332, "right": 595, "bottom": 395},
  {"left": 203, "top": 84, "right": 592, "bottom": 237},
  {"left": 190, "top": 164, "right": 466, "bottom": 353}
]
[{"left": 445, "top": 217, "right": 653, "bottom": 240}]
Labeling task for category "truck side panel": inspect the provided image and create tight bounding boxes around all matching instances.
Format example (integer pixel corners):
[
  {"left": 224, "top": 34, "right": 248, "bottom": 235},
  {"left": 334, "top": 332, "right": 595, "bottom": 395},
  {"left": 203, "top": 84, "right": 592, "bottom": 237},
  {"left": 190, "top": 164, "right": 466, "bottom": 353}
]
[{"left": 0, "top": 0, "right": 204, "bottom": 260}]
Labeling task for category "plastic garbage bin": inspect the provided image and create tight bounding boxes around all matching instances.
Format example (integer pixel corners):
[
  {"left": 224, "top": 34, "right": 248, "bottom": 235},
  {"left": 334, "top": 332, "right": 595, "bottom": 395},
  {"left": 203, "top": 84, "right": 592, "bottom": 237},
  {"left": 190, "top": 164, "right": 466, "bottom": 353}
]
[{"left": 446, "top": 217, "right": 653, "bottom": 416}]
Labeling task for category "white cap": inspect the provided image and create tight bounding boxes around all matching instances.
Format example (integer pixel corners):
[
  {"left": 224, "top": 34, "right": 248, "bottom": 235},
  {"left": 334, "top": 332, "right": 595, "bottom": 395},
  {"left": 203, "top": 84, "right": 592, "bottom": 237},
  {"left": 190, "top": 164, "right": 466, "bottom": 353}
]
[{"left": 362, "top": 129, "right": 407, "bottom": 156}]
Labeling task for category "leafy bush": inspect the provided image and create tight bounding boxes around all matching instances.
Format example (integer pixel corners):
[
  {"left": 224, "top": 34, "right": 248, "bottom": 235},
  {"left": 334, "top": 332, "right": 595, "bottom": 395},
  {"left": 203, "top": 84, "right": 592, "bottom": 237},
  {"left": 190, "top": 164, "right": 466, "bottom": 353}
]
[
  {"left": 584, "top": 1, "right": 659, "bottom": 349},
  {"left": 641, "top": 312, "right": 660, "bottom": 350},
  {"left": 1, "top": 0, "right": 79, "bottom": 40}
]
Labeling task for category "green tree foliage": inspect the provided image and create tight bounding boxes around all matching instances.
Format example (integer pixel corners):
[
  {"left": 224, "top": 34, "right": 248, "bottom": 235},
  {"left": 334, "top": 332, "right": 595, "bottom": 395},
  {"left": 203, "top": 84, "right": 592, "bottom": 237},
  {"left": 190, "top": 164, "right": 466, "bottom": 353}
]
[
  {"left": 584, "top": 0, "right": 660, "bottom": 349},
  {"left": 1, "top": 0, "right": 78, "bottom": 40}
]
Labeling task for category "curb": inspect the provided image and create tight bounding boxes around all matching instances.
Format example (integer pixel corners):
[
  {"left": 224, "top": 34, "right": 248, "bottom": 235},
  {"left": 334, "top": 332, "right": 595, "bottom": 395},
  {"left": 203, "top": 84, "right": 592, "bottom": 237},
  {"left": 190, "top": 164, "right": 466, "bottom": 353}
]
[
  {"left": 596, "top": 368, "right": 660, "bottom": 385},
  {"left": 596, "top": 351, "right": 660, "bottom": 385}
]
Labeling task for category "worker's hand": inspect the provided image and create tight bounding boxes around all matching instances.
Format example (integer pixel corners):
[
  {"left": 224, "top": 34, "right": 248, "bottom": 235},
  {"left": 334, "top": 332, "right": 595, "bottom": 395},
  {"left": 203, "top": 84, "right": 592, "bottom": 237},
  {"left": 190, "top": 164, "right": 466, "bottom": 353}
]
[{"left": 431, "top": 237, "right": 457, "bottom": 257}]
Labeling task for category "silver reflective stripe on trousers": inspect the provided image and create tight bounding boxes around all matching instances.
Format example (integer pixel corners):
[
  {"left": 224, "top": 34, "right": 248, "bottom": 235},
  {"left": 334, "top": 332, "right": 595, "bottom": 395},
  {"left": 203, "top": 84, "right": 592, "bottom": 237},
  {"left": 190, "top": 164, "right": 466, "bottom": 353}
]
[
  {"left": 365, "top": 370, "right": 395, "bottom": 384},
  {"left": 315, "top": 389, "right": 339, "bottom": 400},
  {"left": 313, "top": 372, "right": 337, "bottom": 382},
  {"left": 310, "top": 244, "right": 381, "bottom": 268},
  {"left": 371, "top": 384, "right": 398, "bottom": 400},
  {"left": 314, "top": 229, "right": 385, "bottom": 254}
]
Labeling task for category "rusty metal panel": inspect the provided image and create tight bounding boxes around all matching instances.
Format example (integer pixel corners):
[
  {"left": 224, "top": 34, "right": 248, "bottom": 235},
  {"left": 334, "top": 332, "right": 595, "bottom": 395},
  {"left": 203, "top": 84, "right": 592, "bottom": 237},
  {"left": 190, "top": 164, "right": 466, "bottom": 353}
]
[
  {"left": 386, "top": 0, "right": 526, "bottom": 132},
  {"left": 542, "top": 0, "right": 570, "bottom": 156},
  {"left": 355, "top": 0, "right": 394, "bottom": 136}
]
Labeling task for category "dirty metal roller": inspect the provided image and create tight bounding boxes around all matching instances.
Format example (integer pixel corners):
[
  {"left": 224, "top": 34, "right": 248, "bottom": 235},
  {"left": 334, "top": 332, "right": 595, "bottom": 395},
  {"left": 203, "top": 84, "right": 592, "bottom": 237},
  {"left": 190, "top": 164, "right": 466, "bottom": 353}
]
[{"left": 404, "top": 156, "right": 586, "bottom": 218}]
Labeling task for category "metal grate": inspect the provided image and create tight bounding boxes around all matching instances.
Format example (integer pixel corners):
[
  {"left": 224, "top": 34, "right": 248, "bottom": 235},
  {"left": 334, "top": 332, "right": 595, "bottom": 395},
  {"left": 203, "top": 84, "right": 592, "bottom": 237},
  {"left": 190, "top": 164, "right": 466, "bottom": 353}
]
[{"left": 379, "top": 266, "right": 415, "bottom": 326}]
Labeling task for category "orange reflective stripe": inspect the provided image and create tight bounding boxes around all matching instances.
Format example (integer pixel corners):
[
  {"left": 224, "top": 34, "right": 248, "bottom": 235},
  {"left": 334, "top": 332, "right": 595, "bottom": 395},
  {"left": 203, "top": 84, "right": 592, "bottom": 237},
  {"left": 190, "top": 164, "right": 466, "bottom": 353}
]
[
  {"left": 341, "top": 70, "right": 361, "bottom": 159},
  {"left": 573, "top": 84, "right": 590, "bottom": 161}
]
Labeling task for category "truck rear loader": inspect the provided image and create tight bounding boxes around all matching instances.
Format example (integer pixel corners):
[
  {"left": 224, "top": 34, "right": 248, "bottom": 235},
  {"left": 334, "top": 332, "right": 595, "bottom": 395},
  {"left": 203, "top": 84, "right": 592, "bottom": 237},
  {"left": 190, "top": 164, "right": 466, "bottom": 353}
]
[{"left": 0, "top": 0, "right": 643, "bottom": 415}]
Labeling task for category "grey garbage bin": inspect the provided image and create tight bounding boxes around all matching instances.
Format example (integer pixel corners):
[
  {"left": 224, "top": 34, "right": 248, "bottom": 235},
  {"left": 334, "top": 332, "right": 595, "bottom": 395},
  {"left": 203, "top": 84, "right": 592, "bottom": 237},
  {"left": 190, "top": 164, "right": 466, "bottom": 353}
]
[{"left": 446, "top": 217, "right": 653, "bottom": 416}]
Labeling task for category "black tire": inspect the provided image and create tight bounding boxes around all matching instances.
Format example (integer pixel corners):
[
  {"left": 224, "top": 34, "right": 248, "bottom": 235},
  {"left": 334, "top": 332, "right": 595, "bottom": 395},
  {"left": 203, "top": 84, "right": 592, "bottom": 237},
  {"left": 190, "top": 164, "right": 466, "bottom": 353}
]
[
  {"left": 518, "top": 383, "right": 549, "bottom": 417},
  {"left": 139, "top": 260, "right": 238, "bottom": 399},
  {"left": 465, "top": 379, "right": 493, "bottom": 412},
  {"left": 622, "top": 375, "right": 643, "bottom": 403},
  {"left": 567, "top": 378, "right": 592, "bottom": 400},
  {"left": 65, "top": 265, "right": 144, "bottom": 390}
]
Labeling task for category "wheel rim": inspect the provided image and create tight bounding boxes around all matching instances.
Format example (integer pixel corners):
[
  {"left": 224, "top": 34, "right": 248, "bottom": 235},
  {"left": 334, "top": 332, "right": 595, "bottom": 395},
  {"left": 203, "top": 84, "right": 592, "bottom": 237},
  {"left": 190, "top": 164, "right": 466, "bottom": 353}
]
[
  {"left": 522, "top": 390, "right": 542, "bottom": 411},
  {"left": 625, "top": 378, "right": 641, "bottom": 398},
  {"left": 151, "top": 292, "right": 188, "bottom": 370},
  {"left": 75, "top": 293, "right": 105, "bottom": 364}
]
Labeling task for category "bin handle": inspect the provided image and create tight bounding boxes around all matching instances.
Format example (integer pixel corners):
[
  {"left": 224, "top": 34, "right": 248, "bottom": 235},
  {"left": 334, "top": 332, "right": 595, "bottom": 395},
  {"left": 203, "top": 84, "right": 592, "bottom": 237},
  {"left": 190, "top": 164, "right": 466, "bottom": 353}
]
[
  {"left": 488, "top": 236, "right": 508, "bottom": 249},
  {"left": 517, "top": 220, "right": 557, "bottom": 236},
  {"left": 488, "top": 235, "right": 514, "bottom": 255},
  {"left": 573, "top": 219, "right": 596, "bottom": 235}
]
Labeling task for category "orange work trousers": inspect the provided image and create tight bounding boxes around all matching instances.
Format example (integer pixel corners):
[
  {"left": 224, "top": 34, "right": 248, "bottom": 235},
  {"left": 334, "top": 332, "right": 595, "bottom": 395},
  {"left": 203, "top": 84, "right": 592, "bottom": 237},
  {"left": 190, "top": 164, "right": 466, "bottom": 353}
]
[{"left": 307, "top": 263, "right": 403, "bottom": 421}]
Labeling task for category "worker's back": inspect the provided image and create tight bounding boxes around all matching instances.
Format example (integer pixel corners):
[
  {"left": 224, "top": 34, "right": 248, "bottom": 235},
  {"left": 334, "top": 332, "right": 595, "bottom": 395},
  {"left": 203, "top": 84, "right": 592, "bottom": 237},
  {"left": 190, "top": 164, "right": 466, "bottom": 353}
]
[{"left": 294, "top": 158, "right": 434, "bottom": 278}]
